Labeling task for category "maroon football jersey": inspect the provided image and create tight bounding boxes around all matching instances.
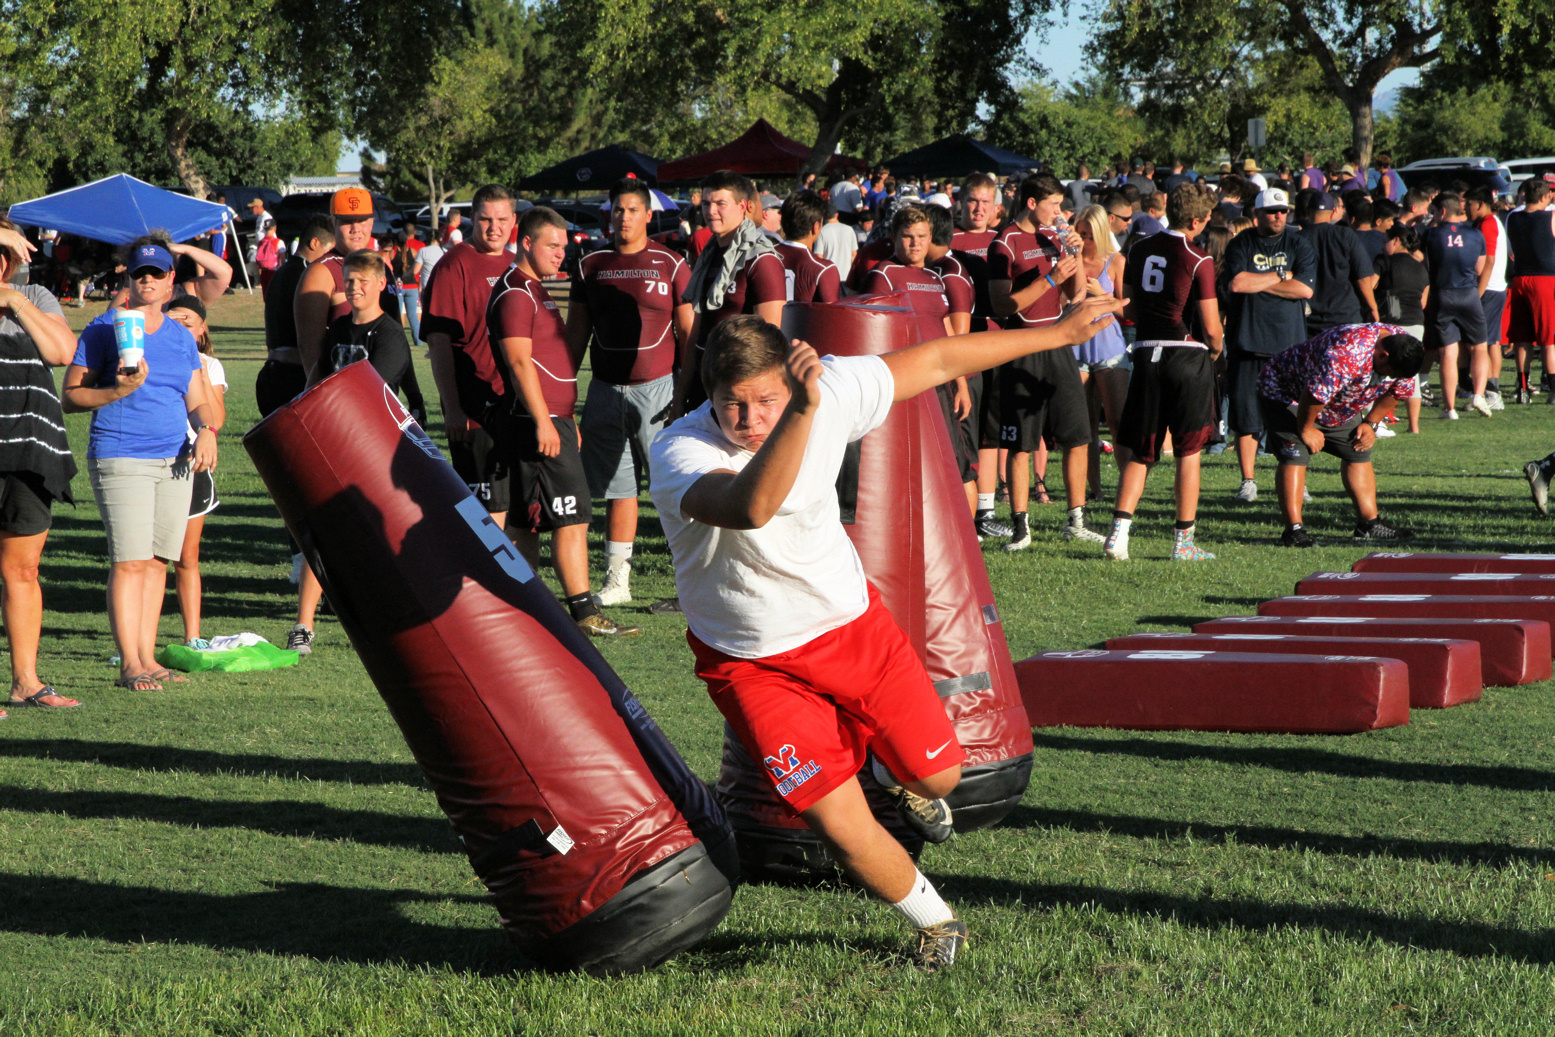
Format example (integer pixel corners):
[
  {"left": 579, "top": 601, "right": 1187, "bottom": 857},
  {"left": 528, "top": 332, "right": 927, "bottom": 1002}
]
[
  {"left": 951, "top": 228, "right": 997, "bottom": 259},
  {"left": 1124, "top": 230, "right": 1217, "bottom": 342},
  {"left": 487, "top": 267, "right": 577, "bottom": 418},
  {"left": 988, "top": 224, "right": 1064, "bottom": 327},
  {"left": 694, "top": 247, "right": 787, "bottom": 348},
  {"left": 420, "top": 243, "right": 517, "bottom": 411},
  {"left": 776, "top": 241, "right": 840, "bottom": 303},
  {"left": 863, "top": 262, "right": 954, "bottom": 344},
  {"left": 578, "top": 244, "right": 690, "bottom": 385},
  {"left": 847, "top": 238, "right": 896, "bottom": 293},
  {"left": 929, "top": 253, "right": 975, "bottom": 324}
]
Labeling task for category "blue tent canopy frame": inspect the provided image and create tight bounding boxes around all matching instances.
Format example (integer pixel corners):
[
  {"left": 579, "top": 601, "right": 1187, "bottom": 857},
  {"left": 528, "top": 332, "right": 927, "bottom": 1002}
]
[{"left": 880, "top": 135, "right": 1042, "bottom": 179}]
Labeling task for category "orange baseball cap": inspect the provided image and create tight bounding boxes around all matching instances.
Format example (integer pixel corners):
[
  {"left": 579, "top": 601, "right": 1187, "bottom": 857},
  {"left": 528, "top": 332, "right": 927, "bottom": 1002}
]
[{"left": 331, "top": 187, "right": 373, "bottom": 217}]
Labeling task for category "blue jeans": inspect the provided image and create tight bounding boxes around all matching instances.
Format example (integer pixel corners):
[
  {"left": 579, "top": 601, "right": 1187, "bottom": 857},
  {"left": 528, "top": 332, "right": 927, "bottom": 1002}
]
[{"left": 400, "top": 286, "right": 422, "bottom": 343}]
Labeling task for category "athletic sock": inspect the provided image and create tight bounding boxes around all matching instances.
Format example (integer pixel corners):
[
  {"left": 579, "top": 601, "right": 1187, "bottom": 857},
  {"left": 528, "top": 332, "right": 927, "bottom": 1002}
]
[
  {"left": 892, "top": 869, "right": 955, "bottom": 929},
  {"left": 1113, "top": 510, "right": 1133, "bottom": 521},
  {"left": 565, "top": 591, "right": 599, "bottom": 621},
  {"left": 977, "top": 493, "right": 995, "bottom": 512},
  {"left": 605, "top": 541, "right": 633, "bottom": 568},
  {"left": 1174, "top": 519, "right": 1194, "bottom": 531}
]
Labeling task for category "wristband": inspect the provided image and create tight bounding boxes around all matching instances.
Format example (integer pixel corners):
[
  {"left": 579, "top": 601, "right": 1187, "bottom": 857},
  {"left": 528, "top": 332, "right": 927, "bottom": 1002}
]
[{"left": 1043, "top": 273, "right": 1057, "bottom": 289}]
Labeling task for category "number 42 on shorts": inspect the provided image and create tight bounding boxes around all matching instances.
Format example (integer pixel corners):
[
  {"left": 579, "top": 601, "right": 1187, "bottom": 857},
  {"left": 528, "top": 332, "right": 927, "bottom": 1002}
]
[{"left": 552, "top": 495, "right": 578, "bottom": 516}]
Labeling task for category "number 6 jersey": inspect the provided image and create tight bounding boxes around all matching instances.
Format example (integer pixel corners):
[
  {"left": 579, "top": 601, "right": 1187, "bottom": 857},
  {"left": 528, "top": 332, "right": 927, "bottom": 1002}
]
[{"left": 1123, "top": 230, "right": 1217, "bottom": 343}]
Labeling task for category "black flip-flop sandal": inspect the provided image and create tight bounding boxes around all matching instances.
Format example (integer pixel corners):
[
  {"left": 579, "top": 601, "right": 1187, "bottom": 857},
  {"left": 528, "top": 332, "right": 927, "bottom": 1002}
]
[{"left": 9, "top": 685, "right": 80, "bottom": 709}]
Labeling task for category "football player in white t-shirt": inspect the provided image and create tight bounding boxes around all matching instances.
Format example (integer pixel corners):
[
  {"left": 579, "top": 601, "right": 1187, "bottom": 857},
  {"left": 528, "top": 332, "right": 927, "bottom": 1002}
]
[{"left": 649, "top": 297, "right": 1120, "bottom": 970}]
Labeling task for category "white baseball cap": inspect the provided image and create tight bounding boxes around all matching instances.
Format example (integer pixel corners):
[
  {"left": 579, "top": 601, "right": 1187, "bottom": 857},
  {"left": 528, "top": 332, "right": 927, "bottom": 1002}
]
[
  {"left": 926, "top": 192, "right": 953, "bottom": 209},
  {"left": 1253, "top": 188, "right": 1291, "bottom": 212}
]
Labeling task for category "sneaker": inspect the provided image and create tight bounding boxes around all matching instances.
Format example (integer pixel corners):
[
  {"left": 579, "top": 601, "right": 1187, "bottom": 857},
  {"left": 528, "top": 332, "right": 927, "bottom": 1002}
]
[
  {"left": 1353, "top": 519, "right": 1413, "bottom": 542},
  {"left": 885, "top": 785, "right": 955, "bottom": 844},
  {"left": 184, "top": 638, "right": 212, "bottom": 651},
  {"left": 1235, "top": 478, "right": 1257, "bottom": 503},
  {"left": 974, "top": 510, "right": 1012, "bottom": 539},
  {"left": 289, "top": 552, "right": 304, "bottom": 585},
  {"left": 1303, "top": 486, "right": 1314, "bottom": 504},
  {"left": 1172, "top": 530, "right": 1215, "bottom": 561},
  {"left": 1470, "top": 394, "right": 1493, "bottom": 417},
  {"left": 1439, "top": 409, "right": 1458, "bottom": 421},
  {"left": 1418, "top": 385, "right": 1439, "bottom": 406},
  {"left": 1062, "top": 521, "right": 1106, "bottom": 543},
  {"left": 286, "top": 624, "right": 315, "bottom": 655},
  {"left": 1103, "top": 531, "right": 1129, "bottom": 561},
  {"left": 1487, "top": 391, "right": 1505, "bottom": 411},
  {"left": 1456, "top": 386, "right": 1472, "bottom": 401},
  {"left": 910, "top": 917, "right": 969, "bottom": 973},
  {"left": 1526, "top": 460, "right": 1551, "bottom": 516},
  {"left": 648, "top": 597, "right": 684, "bottom": 615},
  {"left": 1280, "top": 526, "right": 1316, "bottom": 548},
  {"left": 1374, "top": 424, "right": 1396, "bottom": 438},
  {"left": 593, "top": 562, "right": 632, "bottom": 606},
  {"left": 1517, "top": 388, "right": 1533, "bottom": 405},
  {"left": 1003, "top": 529, "right": 1032, "bottom": 552},
  {"left": 577, "top": 612, "right": 643, "bottom": 637}
]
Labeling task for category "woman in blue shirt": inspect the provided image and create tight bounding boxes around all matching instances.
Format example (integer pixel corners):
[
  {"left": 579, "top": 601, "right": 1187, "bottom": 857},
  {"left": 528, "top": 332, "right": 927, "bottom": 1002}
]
[{"left": 62, "top": 241, "right": 219, "bottom": 691}]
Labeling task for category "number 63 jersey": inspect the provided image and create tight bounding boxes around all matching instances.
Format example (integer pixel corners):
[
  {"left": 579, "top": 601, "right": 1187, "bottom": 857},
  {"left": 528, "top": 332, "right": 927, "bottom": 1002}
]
[
  {"left": 1124, "top": 230, "right": 1217, "bottom": 343},
  {"left": 578, "top": 245, "right": 691, "bottom": 386}
]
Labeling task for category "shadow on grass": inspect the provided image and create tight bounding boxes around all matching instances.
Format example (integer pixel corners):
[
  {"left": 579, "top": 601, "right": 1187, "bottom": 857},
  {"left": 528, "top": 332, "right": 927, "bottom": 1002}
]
[
  {"left": 0, "top": 738, "right": 422, "bottom": 786},
  {"left": 1135, "top": 614, "right": 1221, "bottom": 627},
  {"left": 0, "top": 874, "right": 517, "bottom": 973},
  {"left": 936, "top": 872, "right": 1555, "bottom": 965},
  {"left": 1030, "top": 732, "right": 1555, "bottom": 791},
  {"left": 1006, "top": 804, "right": 1555, "bottom": 870},
  {"left": 0, "top": 785, "right": 458, "bottom": 856}
]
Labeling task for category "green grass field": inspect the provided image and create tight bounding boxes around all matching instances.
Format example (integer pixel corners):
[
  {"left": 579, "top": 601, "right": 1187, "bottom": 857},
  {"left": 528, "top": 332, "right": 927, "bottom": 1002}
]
[{"left": 4, "top": 294, "right": 1555, "bottom": 1035}]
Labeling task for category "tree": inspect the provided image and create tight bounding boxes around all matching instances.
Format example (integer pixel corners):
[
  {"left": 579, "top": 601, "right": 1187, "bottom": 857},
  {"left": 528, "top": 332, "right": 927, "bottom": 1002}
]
[
  {"left": 562, "top": 0, "right": 1048, "bottom": 184},
  {"left": 990, "top": 79, "right": 1144, "bottom": 177},
  {"left": 1095, "top": 0, "right": 1450, "bottom": 168}
]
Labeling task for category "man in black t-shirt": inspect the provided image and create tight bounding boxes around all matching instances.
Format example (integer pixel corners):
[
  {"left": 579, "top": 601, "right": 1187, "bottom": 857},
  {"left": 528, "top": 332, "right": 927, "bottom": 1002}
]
[
  {"left": 1222, "top": 189, "right": 1316, "bottom": 503},
  {"left": 258, "top": 216, "right": 334, "bottom": 417},
  {"left": 1421, "top": 194, "right": 1489, "bottom": 418},
  {"left": 1300, "top": 192, "right": 1378, "bottom": 336}
]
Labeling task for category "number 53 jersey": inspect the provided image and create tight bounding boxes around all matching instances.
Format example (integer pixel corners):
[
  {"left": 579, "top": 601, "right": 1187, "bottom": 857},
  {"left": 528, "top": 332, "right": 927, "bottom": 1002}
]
[{"left": 579, "top": 245, "right": 692, "bottom": 386}]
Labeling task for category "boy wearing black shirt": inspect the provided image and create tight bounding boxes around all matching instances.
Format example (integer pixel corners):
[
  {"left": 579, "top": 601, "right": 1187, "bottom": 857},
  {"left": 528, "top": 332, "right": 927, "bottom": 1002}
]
[{"left": 316, "top": 251, "right": 411, "bottom": 390}]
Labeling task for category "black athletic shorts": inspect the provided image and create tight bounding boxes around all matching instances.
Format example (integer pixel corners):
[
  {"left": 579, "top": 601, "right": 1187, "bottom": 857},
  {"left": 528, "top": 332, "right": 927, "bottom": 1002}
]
[
  {"left": 1259, "top": 397, "right": 1371, "bottom": 466},
  {"left": 189, "top": 468, "right": 217, "bottom": 519},
  {"left": 506, "top": 415, "right": 590, "bottom": 533},
  {"left": 999, "top": 348, "right": 1089, "bottom": 453},
  {"left": 255, "top": 359, "right": 306, "bottom": 419},
  {"left": 1226, "top": 350, "right": 1272, "bottom": 436},
  {"left": 972, "top": 368, "right": 1001, "bottom": 450},
  {"left": 1116, "top": 344, "right": 1216, "bottom": 464},
  {"left": 1482, "top": 289, "right": 1507, "bottom": 346},
  {"left": 1425, "top": 287, "right": 1487, "bottom": 348},
  {"left": 936, "top": 382, "right": 975, "bottom": 483},
  {"left": 450, "top": 423, "right": 512, "bottom": 515},
  {"left": 0, "top": 471, "right": 54, "bottom": 536}
]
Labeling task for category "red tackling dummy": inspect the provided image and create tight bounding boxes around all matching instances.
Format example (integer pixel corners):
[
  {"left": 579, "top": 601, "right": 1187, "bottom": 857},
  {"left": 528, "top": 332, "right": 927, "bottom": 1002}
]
[
  {"left": 245, "top": 361, "right": 734, "bottom": 974},
  {"left": 1353, "top": 551, "right": 1555, "bottom": 574},
  {"left": 1105, "top": 632, "right": 1481, "bottom": 708},
  {"left": 1298, "top": 571, "right": 1555, "bottom": 597},
  {"left": 1259, "top": 595, "right": 1555, "bottom": 655},
  {"left": 1015, "top": 649, "right": 1410, "bottom": 733},
  {"left": 1194, "top": 615, "right": 1550, "bottom": 687}
]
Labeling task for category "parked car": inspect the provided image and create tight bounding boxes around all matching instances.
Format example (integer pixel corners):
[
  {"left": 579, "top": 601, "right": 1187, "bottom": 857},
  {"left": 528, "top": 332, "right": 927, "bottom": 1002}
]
[
  {"left": 272, "top": 191, "right": 406, "bottom": 246},
  {"left": 162, "top": 184, "right": 284, "bottom": 234},
  {"left": 542, "top": 199, "right": 688, "bottom": 256},
  {"left": 1502, "top": 157, "right": 1555, "bottom": 194},
  {"left": 1398, "top": 157, "right": 1512, "bottom": 197}
]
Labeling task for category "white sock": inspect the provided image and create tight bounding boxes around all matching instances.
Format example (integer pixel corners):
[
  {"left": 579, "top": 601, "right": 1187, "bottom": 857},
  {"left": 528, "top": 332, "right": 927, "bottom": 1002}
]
[
  {"left": 977, "top": 494, "right": 994, "bottom": 512},
  {"left": 892, "top": 869, "right": 955, "bottom": 928},
  {"left": 871, "top": 755, "right": 902, "bottom": 791},
  {"left": 605, "top": 541, "right": 633, "bottom": 568}
]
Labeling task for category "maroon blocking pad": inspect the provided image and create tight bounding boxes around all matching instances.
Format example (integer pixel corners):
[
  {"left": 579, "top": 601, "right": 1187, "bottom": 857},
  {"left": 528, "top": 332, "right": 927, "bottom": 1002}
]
[
  {"left": 1260, "top": 596, "right": 1555, "bottom": 657},
  {"left": 1106, "top": 633, "right": 1481, "bottom": 708},
  {"left": 244, "top": 361, "right": 732, "bottom": 974},
  {"left": 1353, "top": 551, "right": 1555, "bottom": 574},
  {"left": 1015, "top": 650, "right": 1409, "bottom": 733},
  {"left": 1298, "top": 571, "right": 1555, "bottom": 597},
  {"left": 1194, "top": 615, "right": 1551, "bottom": 687}
]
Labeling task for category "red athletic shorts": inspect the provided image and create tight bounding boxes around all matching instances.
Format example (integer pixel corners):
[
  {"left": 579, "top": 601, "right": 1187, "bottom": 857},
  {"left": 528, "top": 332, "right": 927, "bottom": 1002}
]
[
  {"left": 689, "top": 584, "right": 965, "bottom": 814},
  {"left": 1507, "top": 276, "right": 1555, "bottom": 346}
]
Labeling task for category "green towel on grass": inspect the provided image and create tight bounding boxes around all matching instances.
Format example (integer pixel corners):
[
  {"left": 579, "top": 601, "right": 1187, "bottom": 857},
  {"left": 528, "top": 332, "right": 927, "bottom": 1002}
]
[{"left": 155, "top": 641, "right": 301, "bottom": 673}]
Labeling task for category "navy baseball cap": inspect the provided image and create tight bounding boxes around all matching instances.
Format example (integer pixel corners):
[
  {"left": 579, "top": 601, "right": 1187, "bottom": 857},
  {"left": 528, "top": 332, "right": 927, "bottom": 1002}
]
[
  {"left": 129, "top": 244, "right": 175, "bottom": 273},
  {"left": 1312, "top": 191, "right": 1337, "bottom": 212}
]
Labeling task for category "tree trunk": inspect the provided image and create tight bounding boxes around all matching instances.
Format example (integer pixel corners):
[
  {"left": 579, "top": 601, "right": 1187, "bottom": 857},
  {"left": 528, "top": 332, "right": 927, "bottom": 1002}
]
[
  {"left": 1349, "top": 94, "right": 1375, "bottom": 171},
  {"left": 166, "top": 109, "right": 209, "bottom": 200},
  {"left": 427, "top": 164, "right": 442, "bottom": 232},
  {"left": 798, "top": 109, "right": 850, "bottom": 189}
]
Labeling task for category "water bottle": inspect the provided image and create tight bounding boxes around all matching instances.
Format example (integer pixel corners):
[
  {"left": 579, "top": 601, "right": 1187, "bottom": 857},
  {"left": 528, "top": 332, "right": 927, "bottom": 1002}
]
[{"left": 1052, "top": 216, "right": 1079, "bottom": 258}]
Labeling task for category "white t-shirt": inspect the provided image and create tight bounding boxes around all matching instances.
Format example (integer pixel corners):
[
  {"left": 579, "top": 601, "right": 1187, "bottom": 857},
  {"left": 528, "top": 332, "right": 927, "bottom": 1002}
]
[
  {"left": 829, "top": 180, "right": 863, "bottom": 214},
  {"left": 418, "top": 242, "right": 447, "bottom": 283},
  {"left": 187, "top": 353, "right": 227, "bottom": 442},
  {"left": 816, "top": 222, "right": 858, "bottom": 281},
  {"left": 649, "top": 354, "right": 896, "bottom": 658}
]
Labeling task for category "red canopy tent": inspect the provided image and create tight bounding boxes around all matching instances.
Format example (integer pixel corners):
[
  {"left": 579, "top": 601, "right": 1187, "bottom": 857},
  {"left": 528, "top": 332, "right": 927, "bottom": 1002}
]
[{"left": 656, "top": 119, "right": 867, "bottom": 183}]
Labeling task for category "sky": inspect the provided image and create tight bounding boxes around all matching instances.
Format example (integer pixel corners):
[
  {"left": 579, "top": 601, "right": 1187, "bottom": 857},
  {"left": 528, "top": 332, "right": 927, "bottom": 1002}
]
[{"left": 339, "top": 14, "right": 1422, "bottom": 173}]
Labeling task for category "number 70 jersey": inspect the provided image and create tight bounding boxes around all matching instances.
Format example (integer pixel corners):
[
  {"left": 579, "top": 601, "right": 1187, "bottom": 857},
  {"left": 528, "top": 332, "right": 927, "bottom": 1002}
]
[{"left": 578, "top": 245, "right": 692, "bottom": 386}]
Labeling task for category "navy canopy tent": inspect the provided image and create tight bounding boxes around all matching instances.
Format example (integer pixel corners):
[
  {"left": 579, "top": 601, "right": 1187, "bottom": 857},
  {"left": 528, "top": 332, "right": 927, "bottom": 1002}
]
[
  {"left": 881, "top": 135, "right": 1040, "bottom": 179},
  {"left": 9, "top": 174, "right": 234, "bottom": 245},
  {"left": 519, "top": 146, "right": 663, "bottom": 193}
]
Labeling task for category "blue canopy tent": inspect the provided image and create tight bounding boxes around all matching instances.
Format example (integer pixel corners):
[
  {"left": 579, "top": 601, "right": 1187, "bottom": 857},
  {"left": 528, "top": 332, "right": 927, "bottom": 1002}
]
[
  {"left": 8, "top": 174, "right": 252, "bottom": 291},
  {"left": 880, "top": 135, "right": 1041, "bottom": 179}
]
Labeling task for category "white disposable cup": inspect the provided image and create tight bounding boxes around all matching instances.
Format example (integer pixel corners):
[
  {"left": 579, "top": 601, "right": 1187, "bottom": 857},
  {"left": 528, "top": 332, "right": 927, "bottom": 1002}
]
[{"left": 112, "top": 309, "right": 145, "bottom": 368}]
